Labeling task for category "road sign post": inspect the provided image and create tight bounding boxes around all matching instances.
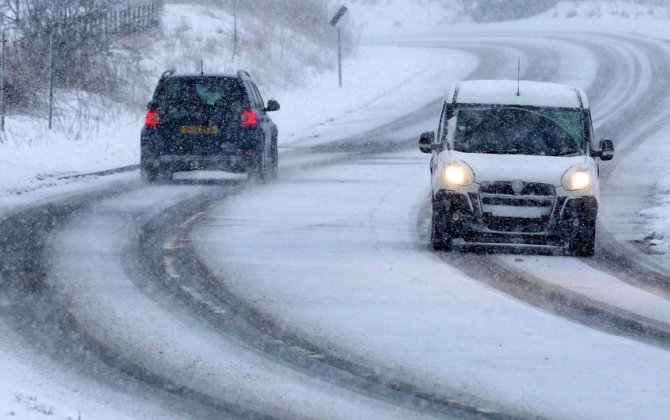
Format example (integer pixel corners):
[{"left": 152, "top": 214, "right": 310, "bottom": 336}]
[{"left": 329, "top": 6, "right": 348, "bottom": 88}]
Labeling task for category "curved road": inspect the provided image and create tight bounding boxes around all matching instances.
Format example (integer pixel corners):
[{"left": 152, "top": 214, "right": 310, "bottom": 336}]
[{"left": 2, "top": 31, "right": 670, "bottom": 418}]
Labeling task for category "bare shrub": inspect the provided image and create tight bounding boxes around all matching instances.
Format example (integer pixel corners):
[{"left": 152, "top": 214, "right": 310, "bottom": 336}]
[{"left": 0, "top": 0, "right": 163, "bottom": 113}]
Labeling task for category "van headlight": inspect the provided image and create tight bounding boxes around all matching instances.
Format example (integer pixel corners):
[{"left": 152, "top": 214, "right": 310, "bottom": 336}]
[
  {"left": 443, "top": 160, "right": 475, "bottom": 187},
  {"left": 561, "top": 165, "right": 593, "bottom": 191}
]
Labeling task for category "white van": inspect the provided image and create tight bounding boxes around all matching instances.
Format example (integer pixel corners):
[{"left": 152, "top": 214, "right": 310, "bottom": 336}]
[{"left": 419, "top": 80, "right": 614, "bottom": 256}]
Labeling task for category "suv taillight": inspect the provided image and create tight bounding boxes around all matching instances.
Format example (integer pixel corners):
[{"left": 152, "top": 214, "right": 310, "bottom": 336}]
[
  {"left": 145, "top": 109, "right": 159, "bottom": 128},
  {"left": 241, "top": 108, "right": 257, "bottom": 128}
]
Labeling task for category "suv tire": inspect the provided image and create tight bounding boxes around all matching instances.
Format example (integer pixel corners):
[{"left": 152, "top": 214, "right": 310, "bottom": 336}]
[
  {"left": 248, "top": 149, "right": 267, "bottom": 183},
  {"left": 270, "top": 138, "right": 279, "bottom": 180},
  {"left": 159, "top": 168, "right": 174, "bottom": 182},
  {"left": 141, "top": 164, "right": 158, "bottom": 183}
]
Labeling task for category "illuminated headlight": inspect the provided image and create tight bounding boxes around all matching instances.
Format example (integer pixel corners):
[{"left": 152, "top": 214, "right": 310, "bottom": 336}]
[
  {"left": 443, "top": 160, "right": 475, "bottom": 187},
  {"left": 561, "top": 165, "right": 593, "bottom": 191}
]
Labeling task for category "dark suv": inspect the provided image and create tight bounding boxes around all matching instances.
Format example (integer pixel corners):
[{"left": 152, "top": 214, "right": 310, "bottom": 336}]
[{"left": 141, "top": 70, "right": 280, "bottom": 182}]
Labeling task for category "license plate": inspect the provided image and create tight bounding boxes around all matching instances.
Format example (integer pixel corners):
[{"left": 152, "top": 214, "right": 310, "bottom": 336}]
[{"left": 180, "top": 125, "right": 218, "bottom": 135}]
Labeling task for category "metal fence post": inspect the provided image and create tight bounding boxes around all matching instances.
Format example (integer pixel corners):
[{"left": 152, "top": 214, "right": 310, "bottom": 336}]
[
  {"left": 1, "top": 29, "right": 5, "bottom": 132},
  {"left": 48, "top": 30, "right": 54, "bottom": 130},
  {"left": 232, "top": 0, "right": 238, "bottom": 61}
]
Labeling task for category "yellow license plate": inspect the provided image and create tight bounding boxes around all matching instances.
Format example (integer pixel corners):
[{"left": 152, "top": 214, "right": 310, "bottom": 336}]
[{"left": 180, "top": 125, "right": 218, "bottom": 135}]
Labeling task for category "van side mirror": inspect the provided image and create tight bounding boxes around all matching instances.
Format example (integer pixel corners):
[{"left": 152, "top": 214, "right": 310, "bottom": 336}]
[
  {"left": 597, "top": 138, "right": 614, "bottom": 161},
  {"left": 265, "top": 100, "right": 280, "bottom": 112},
  {"left": 419, "top": 131, "right": 435, "bottom": 154}
]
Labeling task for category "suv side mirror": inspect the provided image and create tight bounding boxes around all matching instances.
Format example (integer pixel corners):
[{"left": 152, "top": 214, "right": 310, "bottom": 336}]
[
  {"left": 419, "top": 131, "right": 435, "bottom": 154},
  {"left": 266, "top": 100, "right": 280, "bottom": 112},
  {"left": 597, "top": 138, "right": 614, "bottom": 161}
]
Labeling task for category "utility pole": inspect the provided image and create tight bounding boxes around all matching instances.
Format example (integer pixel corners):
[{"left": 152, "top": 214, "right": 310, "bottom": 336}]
[
  {"left": 48, "top": 30, "right": 54, "bottom": 129},
  {"left": 231, "top": 0, "right": 238, "bottom": 61},
  {"left": 0, "top": 12, "right": 5, "bottom": 132},
  {"left": 1, "top": 27, "right": 6, "bottom": 132}
]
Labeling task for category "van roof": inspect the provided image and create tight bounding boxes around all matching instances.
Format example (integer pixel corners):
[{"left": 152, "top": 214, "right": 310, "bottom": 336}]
[{"left": 446, "top": 80, "right": 589, "bottom": 109}]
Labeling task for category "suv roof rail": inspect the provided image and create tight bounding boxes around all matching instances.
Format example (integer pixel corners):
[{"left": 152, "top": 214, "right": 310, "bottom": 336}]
[
  {"left": 160, "top": 69, "right": 176, "bottom": 79},
  {"left": 237, "top": 70, "right": 251, "bottom": 79}
]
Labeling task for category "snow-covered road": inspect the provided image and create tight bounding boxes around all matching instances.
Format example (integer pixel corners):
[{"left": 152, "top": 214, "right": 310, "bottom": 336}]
[
  {"left": 189, "top": 32, "right": 670, "bottom": 418},
  {"left": 4, "top": 29, "right": 670, "bottom": 419}
]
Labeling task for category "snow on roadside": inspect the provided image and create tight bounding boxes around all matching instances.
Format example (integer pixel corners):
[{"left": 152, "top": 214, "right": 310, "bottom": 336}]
[
  {"left": 0, "top": 390, "right": 74, "bottom": 420},
  {"left": 0, "top": 322, "right": 136, "bottom": 420},
  {"left": 271, "top": 45, "right": 477, "bottom": 147},
  {"left": 0, "top": 109, "right": 140, "bottom": 196},
  {"left": 541, "top": 0, "right": 670, "bottom": 20},
  {"left": 346, "top": 0, "right": 462, "bottom": 37}
]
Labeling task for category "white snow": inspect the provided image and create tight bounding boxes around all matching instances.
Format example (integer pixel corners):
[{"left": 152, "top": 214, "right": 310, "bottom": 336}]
[
  {"left": 453, "top": 79, "right": 586, "bottom": 108},
  {"left": 45, "top": 185, "right": 423, "bottom": 419},
  {"left": 191, "top": 150, "right": 670, "bottom": 419},
  {"left": 3, "top": 0, "right": 670, "bottom": 418}
]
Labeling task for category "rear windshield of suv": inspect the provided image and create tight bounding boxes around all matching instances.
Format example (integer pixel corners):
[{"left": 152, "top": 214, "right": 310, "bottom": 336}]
[
  {"left": 155, "top": 77, "right": 246, "bottom": 110},
  {"left": 450, "top": 105, "right": 586, "bottom": 157}
]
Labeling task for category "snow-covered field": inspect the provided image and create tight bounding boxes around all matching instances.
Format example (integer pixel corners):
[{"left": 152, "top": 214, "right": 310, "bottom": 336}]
[{"left": 4, "top": 0, "right": 670, "bottom": 418}]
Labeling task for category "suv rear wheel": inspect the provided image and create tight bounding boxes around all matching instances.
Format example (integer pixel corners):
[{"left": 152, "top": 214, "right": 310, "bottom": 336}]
[
  {"left": 141, "top": 166, "right": 158, "bottom": 183},
  {"left": 248, "top": 149, "right": 268, "bottom": 183},
  {"left": 270, "top": 138, "right": 278, "bottom": 180}
]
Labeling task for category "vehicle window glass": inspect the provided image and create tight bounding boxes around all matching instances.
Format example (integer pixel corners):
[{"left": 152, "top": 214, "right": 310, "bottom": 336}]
[
  {"left": 157, "top": 77, "right": 245, "bottom": 110},
  {"left": 253, "top": 84, "right": 265, "bottom": 108},
  {"left": 243, "top": 80, "right": 260, "bottom": 108},
  {"left": 452, "top": 105, "right": 584, "bottom": 156}
]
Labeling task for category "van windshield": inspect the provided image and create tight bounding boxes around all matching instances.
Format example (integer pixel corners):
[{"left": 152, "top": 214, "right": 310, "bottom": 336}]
[{"left": 451, "top": 106, "right": 586, "bottom": 156}]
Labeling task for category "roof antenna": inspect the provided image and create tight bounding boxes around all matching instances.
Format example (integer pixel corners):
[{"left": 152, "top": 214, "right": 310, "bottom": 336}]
[
  {"left": 516, "top": 58, "right": 521, "bottom": 96},
  {"left": 200, "top": 59, "right": 204, "bottom": 76}
]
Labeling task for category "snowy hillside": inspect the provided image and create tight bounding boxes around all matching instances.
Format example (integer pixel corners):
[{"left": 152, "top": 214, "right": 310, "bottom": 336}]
[{"left": 541, "top": 0, "right": 670, "bottom": 19}]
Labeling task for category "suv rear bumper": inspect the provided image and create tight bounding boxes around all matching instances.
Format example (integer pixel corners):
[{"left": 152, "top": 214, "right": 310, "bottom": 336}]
[
  {"left": 142, "top": 155, "right": 250, "bottom": 173},
  {"left": 141, "top": 128, "right": 260, "bottom": 173}
]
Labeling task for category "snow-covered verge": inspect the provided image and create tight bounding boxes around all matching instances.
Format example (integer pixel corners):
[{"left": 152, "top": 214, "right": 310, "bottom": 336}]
[
  {"left": 0, "top": 107, "right": 139, "bottom": 196},
  {"left": 542, "top": 0, "right": 670, "bottom": 19},
  {"left": 0, "top": 320, "right": 140, "bottom": 420}
]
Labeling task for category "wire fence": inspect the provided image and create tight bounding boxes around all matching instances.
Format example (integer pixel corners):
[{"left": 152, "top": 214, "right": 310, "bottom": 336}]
[
  {"left": 0, "top": 0, "right": 165, "bottom": 131},
  {"left": 46, "top": 0, "right": 164, "bottom": 39},
  {"left": 98, "top": 1, "right": 163, "bottom": 37}
]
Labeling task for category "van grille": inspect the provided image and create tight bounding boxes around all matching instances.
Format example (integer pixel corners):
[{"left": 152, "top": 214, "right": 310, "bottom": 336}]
[{"left": 479, "top": 182, "right": 556, "bottom": 232}]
